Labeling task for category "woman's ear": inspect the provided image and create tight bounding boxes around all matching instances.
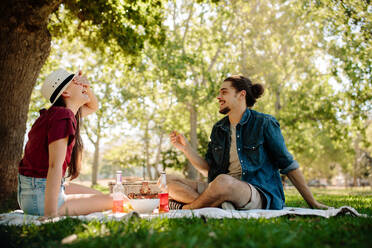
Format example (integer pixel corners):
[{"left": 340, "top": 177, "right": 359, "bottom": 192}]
[{"left": 61, "top": 90, "right": 70, "bottom": 98}]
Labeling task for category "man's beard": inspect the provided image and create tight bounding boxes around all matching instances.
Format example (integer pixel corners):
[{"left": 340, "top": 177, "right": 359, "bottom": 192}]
[{"left": 219, "top": 107, "right": 231, "bottom": 115}]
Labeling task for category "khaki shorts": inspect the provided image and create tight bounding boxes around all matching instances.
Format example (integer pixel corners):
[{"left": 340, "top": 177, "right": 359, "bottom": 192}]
[{"left": 197, "top": 181, "right": 263, "bottom": 210}]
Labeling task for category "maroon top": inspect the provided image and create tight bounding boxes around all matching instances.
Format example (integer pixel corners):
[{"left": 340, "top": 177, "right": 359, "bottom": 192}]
[{"left": 19, "top": 106, "right": 77, "bottom": 178}]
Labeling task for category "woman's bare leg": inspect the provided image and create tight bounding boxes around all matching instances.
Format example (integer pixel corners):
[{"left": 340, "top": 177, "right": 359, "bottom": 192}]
[
  {"left": 64, "top": 182, "right": 103, "bottom": 195},
  {"left": 58, "top": 194, "right": 116, "bottom": 216},
  {"left": 59, "top": 182, "right": 113, "bottom": 216}
]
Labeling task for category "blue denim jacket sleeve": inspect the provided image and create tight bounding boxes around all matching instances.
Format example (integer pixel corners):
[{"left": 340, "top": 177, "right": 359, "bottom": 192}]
[{"left": 264, "top": 117, "right": 299, "bottom": 174}]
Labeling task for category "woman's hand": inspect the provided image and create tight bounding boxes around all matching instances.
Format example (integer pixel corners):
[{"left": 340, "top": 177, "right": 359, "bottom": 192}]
[{"left": 75, "top": 70, "right": 99, "bottom": 117}]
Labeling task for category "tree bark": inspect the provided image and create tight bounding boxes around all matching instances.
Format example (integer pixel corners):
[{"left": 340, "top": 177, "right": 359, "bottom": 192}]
[
  {"left": 91, "top": 136, "right": 100, "bottom": 186},
  {"left": 154, "top": 132, "right": 164, "bottom": 177},
  {"left": 0, "top": 0, "right": 61, "bottom": 200},
  {"left": 353, "top": 134, "right": 361, "bottom": 187},
  {"left": 187, "top": 104, "right": 199, "bottom": 180},
  {"left": 144, "top": 120, "right": 153, "bottom": 180}
]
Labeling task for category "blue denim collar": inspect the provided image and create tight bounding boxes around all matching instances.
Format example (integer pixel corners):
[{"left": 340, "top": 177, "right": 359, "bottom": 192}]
[
  {"left": 216, "top": 108, "right": 251, "bottom": 131},
  {"left": 239, "top": 108, "right": 251, "bottom": 125}
]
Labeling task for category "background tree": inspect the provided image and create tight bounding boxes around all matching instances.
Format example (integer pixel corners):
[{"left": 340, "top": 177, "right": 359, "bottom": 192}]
[
  {"left": 144, "top": 0, "right": 237, "bottom": 179},
  {"left": 306, "top": 0, "right": 372, "bottom": 185},
  {"left": 7, "top": 0, "right": 371, "bottom": 199},
  {"left": 0, "top": 0, "right": 165, "bottom": 200}
]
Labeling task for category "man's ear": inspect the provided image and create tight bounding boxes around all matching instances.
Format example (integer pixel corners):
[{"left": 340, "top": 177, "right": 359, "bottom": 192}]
[{"left": 240, "top": 90, "right": 246, "bottom": 99}]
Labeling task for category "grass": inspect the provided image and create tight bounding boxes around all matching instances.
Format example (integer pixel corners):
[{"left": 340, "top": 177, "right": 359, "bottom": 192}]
[{"left": 1, "top": 187, "right": 371, "bottom": 248}]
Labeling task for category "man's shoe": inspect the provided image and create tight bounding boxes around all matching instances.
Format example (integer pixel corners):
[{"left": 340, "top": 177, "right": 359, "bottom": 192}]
[
  {"left": 221, "top": 201, "right": 235, "bottom": 210},
  {"left": 168, "top": 199, "right": 184, "bottom": 210}
]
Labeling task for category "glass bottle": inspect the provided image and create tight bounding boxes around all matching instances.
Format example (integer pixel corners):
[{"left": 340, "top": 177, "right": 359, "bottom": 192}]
[
  {"left": 158, "top": 172, "right": 169, "bottom": 213},
  {"left": 112, "top": 170, "right": 124, "bottom": 213}
]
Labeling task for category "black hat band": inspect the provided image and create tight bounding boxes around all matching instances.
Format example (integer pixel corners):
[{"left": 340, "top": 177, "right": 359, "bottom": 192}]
[{"left": 50, "top": 74, "right": 75, "bottom": 103}]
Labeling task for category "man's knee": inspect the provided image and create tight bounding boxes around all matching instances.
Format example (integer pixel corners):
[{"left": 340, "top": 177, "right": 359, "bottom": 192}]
[
  {"left": 209, "top": 174, "right": 235, "bottom": 197},
  {"left": 164, "top": 174, "right": 179, "bottom": 184}
]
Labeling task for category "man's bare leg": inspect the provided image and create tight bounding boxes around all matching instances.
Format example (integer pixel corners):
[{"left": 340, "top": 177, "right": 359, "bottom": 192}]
[
  {"left": 182, "top": 174, "right": 252, "bottom": 209},
  {"left": 166, "top": 174, "right": 204, "bottom": 204}
]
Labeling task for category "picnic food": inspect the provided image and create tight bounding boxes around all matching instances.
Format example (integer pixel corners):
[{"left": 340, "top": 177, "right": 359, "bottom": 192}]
[
  {"left": 130, "top": 198, "right": 160, "bottom": 213},
  {"left": 127, "top": 182, "right": 159, "bottom": 199},
  {"left": 123, "top": 202, "right": 134, "bottom": 213}
]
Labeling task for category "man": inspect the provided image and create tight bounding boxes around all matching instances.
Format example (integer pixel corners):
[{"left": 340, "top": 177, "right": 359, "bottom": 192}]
[{"left": 167, "top": 75, "right": 328, "bottom": 210}]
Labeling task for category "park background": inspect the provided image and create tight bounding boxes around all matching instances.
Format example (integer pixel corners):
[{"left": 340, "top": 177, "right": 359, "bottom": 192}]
[
  {"left": 24, "top": 0, "right": 372, "bottom": 189},
  {"left": 1, "top": 0, "right": 372, "bottom": 205},
  {"left": 0, "top": 1, "right": 371, "bottom": 247}
]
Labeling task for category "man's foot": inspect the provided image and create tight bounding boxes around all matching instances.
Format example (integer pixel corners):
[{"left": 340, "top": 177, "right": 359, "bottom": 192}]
[
  {"left": 182, "top": 204, "right": 191, "bottom": 210},
  {"left": 221, "top": 201, "right": 236, "bottom": 210},
  {"left": 169, "top": 199, "right": 184, "bottom": 210}
]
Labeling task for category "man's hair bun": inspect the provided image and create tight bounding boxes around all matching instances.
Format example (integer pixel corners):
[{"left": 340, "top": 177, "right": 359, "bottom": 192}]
[
  {"left": 251, "top": 84, "right": 264, "bottom": 99},
  {"left": 224, "top": 75, "right": 264, "bottom": 107}
]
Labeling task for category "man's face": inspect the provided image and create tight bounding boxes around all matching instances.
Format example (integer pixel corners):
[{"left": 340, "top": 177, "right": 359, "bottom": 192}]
[{"left": 217, "top": 81, "right": 242, "bottom": 115}]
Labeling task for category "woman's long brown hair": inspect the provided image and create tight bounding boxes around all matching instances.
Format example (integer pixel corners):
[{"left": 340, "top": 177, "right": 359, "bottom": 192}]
[{"left": 53, "top": 96, "right": 83, "bottom": 180}]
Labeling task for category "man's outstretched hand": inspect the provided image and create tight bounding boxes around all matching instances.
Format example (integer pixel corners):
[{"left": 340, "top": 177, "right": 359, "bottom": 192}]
[
  {"left": 170, "top": 131, "right": 189, "bottom": 152},
  {"left": 310, "top": 200, "right": 332, "bottom": 210}
]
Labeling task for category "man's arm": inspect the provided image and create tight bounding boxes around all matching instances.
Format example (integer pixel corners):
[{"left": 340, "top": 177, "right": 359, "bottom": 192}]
[
  {"left": 170, "top": 131, "right": 209, "bottom": 177},
  {"left": 263, "top": 117, "right": 329, "bottom": 209},
  {"left": 286, "top": 168, "right": 329, "bottom": 209}
]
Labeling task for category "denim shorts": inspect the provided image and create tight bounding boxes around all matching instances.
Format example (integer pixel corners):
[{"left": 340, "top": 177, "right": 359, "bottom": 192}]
[{"left": 17, "top": 174, "right": 66, "bottom": 216}]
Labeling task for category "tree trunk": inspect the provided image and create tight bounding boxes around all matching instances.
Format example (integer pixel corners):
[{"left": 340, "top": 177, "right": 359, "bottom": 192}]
[
  {"left": 0, "top": 0, "right": 61, "bottom": 200},
  {"left": 154, "top": 132, "right": 164, "bottom": 177},
  {"left": 187, "top": 104, "right": 199, "bottom": 180},
  {"left": 144, "top": 121, "right": 152, "bottom": 180},
  {"left": 91, "top": 136, "right": 100, "bottom": 186},
  {"left": 353, "top": 134, "right": 361, "bottom": 187},
  {"left": 274, "top": 87, "right": 282, "bottom": 114}
]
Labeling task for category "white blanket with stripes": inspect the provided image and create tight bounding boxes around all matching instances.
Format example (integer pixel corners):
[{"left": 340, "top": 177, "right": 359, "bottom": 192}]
[{"left": 0, "top": 206, "right": 367, "bottom": 226}]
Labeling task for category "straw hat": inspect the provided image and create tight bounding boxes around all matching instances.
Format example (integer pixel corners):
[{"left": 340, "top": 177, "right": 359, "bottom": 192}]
[{"left": 41, "top": 68, "right": 76, "bottom": 104}]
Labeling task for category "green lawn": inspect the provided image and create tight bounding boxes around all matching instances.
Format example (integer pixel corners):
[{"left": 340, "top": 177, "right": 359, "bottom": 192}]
[{"left": 1, "top": 187, "right": 371, "bottom": 248}]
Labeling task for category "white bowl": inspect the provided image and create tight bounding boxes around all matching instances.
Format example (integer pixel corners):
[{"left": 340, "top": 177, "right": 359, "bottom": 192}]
[{"left": 130, "top": 199, "right": 160, "bottom": 214}]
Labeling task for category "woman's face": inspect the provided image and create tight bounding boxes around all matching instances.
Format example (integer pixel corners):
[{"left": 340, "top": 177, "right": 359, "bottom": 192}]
[{"left": 64, "top": 76, "right": 90, "bottom": 106}]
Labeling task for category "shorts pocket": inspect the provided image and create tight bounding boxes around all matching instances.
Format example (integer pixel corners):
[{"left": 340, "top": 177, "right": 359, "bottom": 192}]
[{"left": 20, "top": 192, "right": 39, "bottom": 215}]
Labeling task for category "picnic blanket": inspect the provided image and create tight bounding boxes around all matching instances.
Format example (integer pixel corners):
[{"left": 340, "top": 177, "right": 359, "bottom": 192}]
[{"left": 0, "top": 206, "right": 367, "bottom": 226}]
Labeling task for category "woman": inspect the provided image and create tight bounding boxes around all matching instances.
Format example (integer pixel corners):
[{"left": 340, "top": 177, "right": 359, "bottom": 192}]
[{"left": 18, "top": 68, "right": 129, "bottom": 217}]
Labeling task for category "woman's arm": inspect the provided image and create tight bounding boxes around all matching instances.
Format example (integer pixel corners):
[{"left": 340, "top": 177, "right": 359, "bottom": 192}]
[
  {"left": 44, "top": 137, "right": 68, "bottom": 217},
  {"left": 80, "top": 82, "right": 98, "bottom": 117},
  {"left": 77, "top": 71, "right": 98, "bottom": 117}
]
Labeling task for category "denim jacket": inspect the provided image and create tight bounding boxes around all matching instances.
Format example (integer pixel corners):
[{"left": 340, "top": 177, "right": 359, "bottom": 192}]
[{"left": 205, "top": 108, "right": 299, "bottom": 209}]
